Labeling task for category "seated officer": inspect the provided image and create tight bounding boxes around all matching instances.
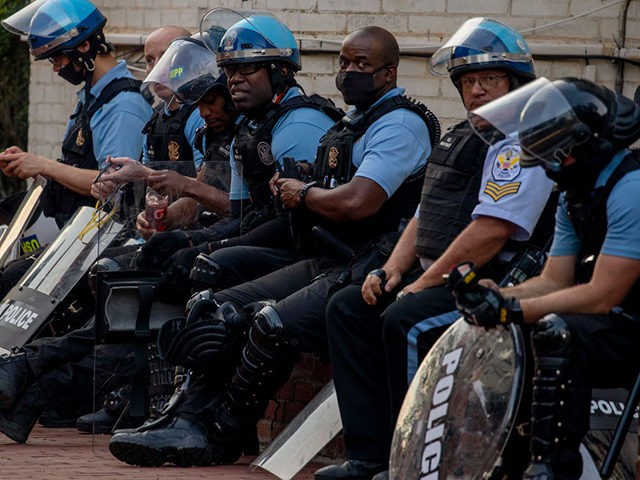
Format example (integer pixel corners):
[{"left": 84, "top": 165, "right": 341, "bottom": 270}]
[
  {"left": 319, "top": 18, "right": 554, "bottom": 480},
  {"left": 451, "top": 77, "right": 640, "bottom": 479},
  {"left": 0, "top": 0, "right": 151, "bottom": 229},
  {"left": 108, "top": 22, "right": 437, "bottom": 469}
]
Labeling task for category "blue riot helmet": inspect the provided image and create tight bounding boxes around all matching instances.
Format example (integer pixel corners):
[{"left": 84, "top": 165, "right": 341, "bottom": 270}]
[
  {"left": 200, "top": 8, "right": 300, "bottom": 94},
  {"left": 1, "top": 0, "right": 47, "bottom": 36},
  {"left": 144, "top": 37, "right": 223, "bottom": 105},
  {"left": 429, "top": 18, "right": 535, "bottom": 91},
  {"left": 27, "top": 0, "right": 112, "bottom": 85}
]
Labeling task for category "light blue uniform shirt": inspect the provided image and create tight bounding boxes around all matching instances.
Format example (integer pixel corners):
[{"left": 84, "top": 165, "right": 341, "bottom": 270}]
[
  {"left": 229, "top": 87, "right": 336, "bottom": 200},
  {"left": 472, "top": 135, "right": 554, "bottom": 241},
  {"left": 70, "top": 60, "right": 153, "bottom": 170},
  {"left": 141, "top": 103, "right": 205, "bottom": 170},
  {"left": 550, "top": 149, "right": 640, "bottom": 260},
  {"left": 350, "top": 87, "right": 431, "bottom": 197}
]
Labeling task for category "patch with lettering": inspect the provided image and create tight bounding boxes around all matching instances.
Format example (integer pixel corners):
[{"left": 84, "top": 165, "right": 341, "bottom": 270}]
[{"left": 492, "top": 144, "right": 521, "bottom": 181}]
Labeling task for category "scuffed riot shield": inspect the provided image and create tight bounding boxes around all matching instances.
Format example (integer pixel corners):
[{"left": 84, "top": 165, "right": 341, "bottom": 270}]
[
  {"left": 390, "top": 318, "right": 525, "bottom": 480},
  {"left": 389, "top": 320, "right": 637, "bottom": 480},
  {"left": 0, "top": 176, "right": 59, "bottom": 267},
  {"left": 0, "top": 206, "right": 122, "bottom": 354}
]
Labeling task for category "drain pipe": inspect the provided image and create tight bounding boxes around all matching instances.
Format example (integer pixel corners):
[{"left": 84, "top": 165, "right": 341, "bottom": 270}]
[{"left": 615, "top": 0, "right": 632, "bottom": 93}]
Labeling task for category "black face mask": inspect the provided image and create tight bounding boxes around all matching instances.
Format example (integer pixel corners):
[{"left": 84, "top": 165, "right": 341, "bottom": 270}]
[
  {"left": 335, "top": 67, "right": 387, "bottom": 109},
  {"left": 57, "top": 62, "right": 86, "bottom": 85}
]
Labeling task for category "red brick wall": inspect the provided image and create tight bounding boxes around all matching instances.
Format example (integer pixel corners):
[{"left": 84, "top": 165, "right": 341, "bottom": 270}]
[{"left": 258, "top": 352, "right": 345, "bottom": 461}]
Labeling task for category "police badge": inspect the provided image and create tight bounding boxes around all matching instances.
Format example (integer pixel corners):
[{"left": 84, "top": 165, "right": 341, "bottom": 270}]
[
  {"left": 76, "top": 127, "right": 85, "bottom": 147},
  {"left": 168, "top": 140, "right": 180, "bottom": 161}
]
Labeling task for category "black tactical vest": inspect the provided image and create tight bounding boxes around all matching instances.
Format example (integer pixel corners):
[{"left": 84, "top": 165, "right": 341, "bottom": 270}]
[
  {"left": 416, "top": 121, "right": 488, "bottom": 260},
  {"left": 40, "top": 77, "right": 143, "bottom": 228},
  {"left": 233, "top": 93, "right": 343, "bottom": 210},
  {"left": 143, "top": 102, "right": 198, "bottom": 178},
  {"left": 297, "top": 95, "right": 440, "bottom": 252},
  {"left": 566, "top": 150, "right": 640, "bottom": 312}
]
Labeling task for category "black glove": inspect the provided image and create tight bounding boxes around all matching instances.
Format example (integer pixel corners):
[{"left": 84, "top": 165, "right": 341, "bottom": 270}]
[
  {"left": 135, "top": 231, "right": 191, "bottom": 270},
  {"left": 156, "top": 243, "right": 211, "bottom": 301},
  {"left": 446, "top": 262, "right": 523, "bottom": 328}
]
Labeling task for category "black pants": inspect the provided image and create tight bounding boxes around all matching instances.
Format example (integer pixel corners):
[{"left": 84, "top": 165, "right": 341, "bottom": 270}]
[
  {"left": 20, "top": 320, "right": 138, "bottom": 417},
  {"left": 535, "top": 313, "right": 640, "bottom": 478},
  {"left": 176, "top": 240, "right": 392, "bottom": 417},
  {"left": 325, "top": 282, "right": 460, "bottom": 463}
]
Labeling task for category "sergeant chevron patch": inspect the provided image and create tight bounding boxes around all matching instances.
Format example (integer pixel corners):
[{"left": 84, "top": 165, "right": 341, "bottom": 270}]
[{"left": 484, "top": 181, "right": 521, "bottom": 201}]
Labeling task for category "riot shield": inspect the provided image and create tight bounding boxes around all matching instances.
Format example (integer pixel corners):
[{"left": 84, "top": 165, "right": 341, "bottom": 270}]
[
  {"left": 0, "top": 176, "right": 59, "bottom": 267},
  {"left": 0, "top": 206, "right": 122, "bottom": 354},
  {"left": 389, "top": 321, "right": 637, "bottom": 480},
  {"left": 389, "top": 318, "right": 525, "bottom": 480}
]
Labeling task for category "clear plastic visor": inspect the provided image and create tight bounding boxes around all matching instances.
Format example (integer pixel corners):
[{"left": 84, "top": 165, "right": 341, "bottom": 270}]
[
  {"left": 1, "top": 0, "right": 47, "bottom": 35},
  {"left": 143, "top": 39, "right": 219, "bottom": 104},
  {"left": 429, "top": 17, "right": 485, "bottom": 76},
  {"left": 428, "top": 17, "right": 531, "bottom": 77},
  {"left": 199, "top": 8, "right": 279, "bottom": 57},
  {"left": 469, "top": 77, "right": 585, "bottom": 169}
]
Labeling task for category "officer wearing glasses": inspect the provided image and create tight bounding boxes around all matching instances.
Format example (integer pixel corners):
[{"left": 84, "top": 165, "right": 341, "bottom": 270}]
[{"left": 319, "top": 18, "right": 555, "bottom": 480}]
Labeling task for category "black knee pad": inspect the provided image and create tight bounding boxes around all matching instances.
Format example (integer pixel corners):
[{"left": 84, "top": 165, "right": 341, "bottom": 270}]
[
  {"left": 532, "top": 314, "right": 571, "bottom": 358},
  {"left": 189, "top": 253, "right": 224, "bottom": 291},
  {"left": 249, "top": 305, "right": 288, "bottom": 354}
]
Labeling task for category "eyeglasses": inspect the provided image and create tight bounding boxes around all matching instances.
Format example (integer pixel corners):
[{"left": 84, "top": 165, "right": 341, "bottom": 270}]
[
  {"left": 458, "top": 74, "right": 508, "bottom": 92},
  {"left": 222, "top": 63, "right": 267, "bottom": 78}
]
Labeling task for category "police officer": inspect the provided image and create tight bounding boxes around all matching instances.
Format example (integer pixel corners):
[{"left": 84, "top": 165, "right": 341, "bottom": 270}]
[
  {"left": 318, "top": 18, "right": 554, "bottom": 480},
  {"left": 108, "top": 22, "right": 437, "bottom": 468},
  {"left": 452, "top": 77, "right": 640, "bottom": 479},
  {"left": 94, "top": 34, "right": 236, "bottom": 239},
  {"left": 0, "top": 0, "right": 152, "bottom": 299},
  {"left": 76, "top": 34, "right": 240, "bottom": 435},
  {"left": 0, "top": 0, "right": 151, "bottom": 229},
  {"left": 130, "top": 8, "right": 344, "bottom": 299},
  {"left": 0, "top": 0, "right": 154, "bottom": 442}
]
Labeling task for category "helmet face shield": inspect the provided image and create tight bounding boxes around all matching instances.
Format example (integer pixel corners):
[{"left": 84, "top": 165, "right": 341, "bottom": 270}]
[
  {"left": 143, "top": 38, "right": 220, "bottom": 105},
  {"left": 429, "top": 17, "right": 534, "bottom": 80},
  {"left": 1, "top": 0, "right": 47, "bottom": 36},
  {"left": 469, "top": 77, "right": 589, "bottom": 171},
  {"left": 200, "top": 8, "right": 300, "bottom": 69}
]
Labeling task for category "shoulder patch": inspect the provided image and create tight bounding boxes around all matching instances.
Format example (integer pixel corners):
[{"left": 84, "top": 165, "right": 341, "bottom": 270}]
[{"left": 492, "top": 144, "right": 521, "bottom": 181}]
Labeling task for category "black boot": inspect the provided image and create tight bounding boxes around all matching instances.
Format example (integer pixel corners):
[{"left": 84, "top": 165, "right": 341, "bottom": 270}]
[
  {"left": 0, "top": 352, "right": 33, "bottom": 409},
  {"left": 109, "top": 412, "right": 214, "bottom": 467},
  {"left": 0, "top": 381, "right": 44, "bottom": 443},
  {"left": 524, "top": 316, "right": 575, "bottom": 480},
  {"left": 76, "top": 385, "right": 145, "bottom": 434},
  {"left": 209, "top": 305, "right": 297, "bottom": 464},
  {"left": 314, "top": 460, "right": 387, "bottom": 480}
]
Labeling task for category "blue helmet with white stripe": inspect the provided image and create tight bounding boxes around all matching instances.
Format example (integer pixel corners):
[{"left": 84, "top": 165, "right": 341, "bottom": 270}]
[
  {"left": 429, "top": 18, "right": 535, "bottom": 88},
  {"left": 27, "top": 0, "right": 108, "bottom": 61}
]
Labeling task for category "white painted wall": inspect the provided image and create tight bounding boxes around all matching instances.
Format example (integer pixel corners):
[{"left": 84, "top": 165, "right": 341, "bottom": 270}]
[{"left": 26, "top": 0, "right": 640, "bottom": 159}]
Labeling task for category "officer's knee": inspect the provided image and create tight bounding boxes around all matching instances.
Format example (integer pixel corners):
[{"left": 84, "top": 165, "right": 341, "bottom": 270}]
[
  {"left": 249, "top": 305, "right": 288, "bottom": 352},
  {"left": 88, "top": 257, "right": 122, "bottom": 293},
  {"left": 189, "top": 254, "right": 225, "bottom": 291},
  {"left": 532, "top": 313, "right": 571, "bottom": 358}
]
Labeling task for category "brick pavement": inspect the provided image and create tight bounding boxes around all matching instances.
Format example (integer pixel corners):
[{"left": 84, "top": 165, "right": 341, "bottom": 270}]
[{"left": 0, "top": 425, "right": 323, "bottom": 480}]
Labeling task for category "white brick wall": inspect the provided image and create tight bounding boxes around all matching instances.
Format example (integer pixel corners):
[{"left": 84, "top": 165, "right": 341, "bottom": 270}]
[{"left": 26, "top": 0, "right": 640, "bottom": 156}]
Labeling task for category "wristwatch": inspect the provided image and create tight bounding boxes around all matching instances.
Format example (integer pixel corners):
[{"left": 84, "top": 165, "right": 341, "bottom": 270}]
[{"left": 299, "top": 181, "right": 317, "bottom": 207}]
